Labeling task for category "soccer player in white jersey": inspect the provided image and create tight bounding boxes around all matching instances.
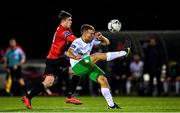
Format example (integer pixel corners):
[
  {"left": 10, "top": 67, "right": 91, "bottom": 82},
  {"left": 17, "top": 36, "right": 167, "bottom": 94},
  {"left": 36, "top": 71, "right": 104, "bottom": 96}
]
[{"left": 66, "top": 24, "right": 131, "bottom": 109}]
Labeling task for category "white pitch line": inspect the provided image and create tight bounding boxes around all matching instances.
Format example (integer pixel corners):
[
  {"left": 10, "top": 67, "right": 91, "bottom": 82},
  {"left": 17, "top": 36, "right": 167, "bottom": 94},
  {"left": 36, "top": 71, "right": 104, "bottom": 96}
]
[{"left": 1, "top": 106, "right": 180, "bottom": 113}]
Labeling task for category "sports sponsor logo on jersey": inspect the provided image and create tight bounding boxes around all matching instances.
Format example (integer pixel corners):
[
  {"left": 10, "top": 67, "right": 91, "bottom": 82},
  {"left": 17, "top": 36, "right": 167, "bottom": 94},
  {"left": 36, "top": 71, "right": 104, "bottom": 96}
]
[
  {"left": 70, "top": 44, "right": 76, "bottom": 49},
  {"left": 63, "top": 31, "right": 71, "bottom": 37}
]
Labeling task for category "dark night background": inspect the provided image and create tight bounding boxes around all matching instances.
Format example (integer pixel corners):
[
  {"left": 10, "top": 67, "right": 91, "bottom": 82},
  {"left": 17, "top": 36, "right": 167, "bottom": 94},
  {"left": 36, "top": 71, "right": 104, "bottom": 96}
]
[{"left": 1, "top": 0, "right": 180, "bottom": 59}]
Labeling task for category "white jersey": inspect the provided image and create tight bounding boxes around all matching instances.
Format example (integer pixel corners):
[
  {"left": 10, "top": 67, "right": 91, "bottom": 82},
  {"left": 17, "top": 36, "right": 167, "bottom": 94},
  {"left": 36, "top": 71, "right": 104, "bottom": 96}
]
[{"left": 69, "top": 37, "right": 101, "bottom": 67}]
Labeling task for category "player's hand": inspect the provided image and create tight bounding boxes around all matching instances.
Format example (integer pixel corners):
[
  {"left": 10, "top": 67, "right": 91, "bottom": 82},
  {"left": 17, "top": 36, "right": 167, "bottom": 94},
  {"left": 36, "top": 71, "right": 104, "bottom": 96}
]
[
  {"left": 13, "top": 65, "right": 18, "bottom": 70},
  {"left": 75, "top": 54, "right": 82, "bottom": 60},
  {"left": 95, "top": 32, "right": 103, "bottom": 40}
]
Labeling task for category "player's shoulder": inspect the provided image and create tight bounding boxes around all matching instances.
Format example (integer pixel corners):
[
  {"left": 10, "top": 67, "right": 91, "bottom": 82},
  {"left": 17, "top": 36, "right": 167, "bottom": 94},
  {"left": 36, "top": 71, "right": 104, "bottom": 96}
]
[
  {"left": 5, "top": 47, "right": 11, "bottom": 54},
  {"left": 139, "top": 61, "right": 144, "bottom": 65},
  {"left": 74, "top": 37, "right": 81, "bottom": 41},
  {"left": 62, "top": 31, "right": 71, "bottom": 37},
  {"left": 57, "top": 26, "right": 72, "bottom": 37},
  {"left": 72, "top": 38, "right": 83, "bottom": 45},
  {"left": 16, "top": 46, "right": 25, "bottom": 53}
]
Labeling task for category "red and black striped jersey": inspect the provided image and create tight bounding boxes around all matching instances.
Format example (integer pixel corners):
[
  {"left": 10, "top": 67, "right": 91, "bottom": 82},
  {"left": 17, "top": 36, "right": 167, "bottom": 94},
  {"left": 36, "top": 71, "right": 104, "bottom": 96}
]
[{"left": 47, "top": 25, "right": 76, "bottom": 59}]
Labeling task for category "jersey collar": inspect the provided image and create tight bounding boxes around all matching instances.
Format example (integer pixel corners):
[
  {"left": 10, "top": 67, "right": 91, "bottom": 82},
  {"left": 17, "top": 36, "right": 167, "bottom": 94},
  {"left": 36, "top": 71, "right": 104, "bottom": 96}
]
[{"left": 80, "top": 37, "right": 89, "bottom": 44}]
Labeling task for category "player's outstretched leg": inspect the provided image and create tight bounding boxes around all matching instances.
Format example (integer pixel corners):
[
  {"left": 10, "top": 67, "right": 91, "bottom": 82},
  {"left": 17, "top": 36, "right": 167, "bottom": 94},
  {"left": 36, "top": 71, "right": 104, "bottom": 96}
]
[
  {"left": 90, "top": 49, "right": 129, "bottom": 65},
  {"left": 90, "top": 40, "right": 131, "bottom": 65},
  {"left": 22, "top": 75, "right": 54, "bottom": 109},
  {"left": 97, "top": 75, "right": 120, "bottom": 109}
]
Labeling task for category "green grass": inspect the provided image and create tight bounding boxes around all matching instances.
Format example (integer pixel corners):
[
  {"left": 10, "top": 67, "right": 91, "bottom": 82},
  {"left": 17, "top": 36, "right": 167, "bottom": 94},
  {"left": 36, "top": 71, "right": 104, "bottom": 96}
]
[{"left": 0, "top": 96, "right": 180, "bottom": 112}]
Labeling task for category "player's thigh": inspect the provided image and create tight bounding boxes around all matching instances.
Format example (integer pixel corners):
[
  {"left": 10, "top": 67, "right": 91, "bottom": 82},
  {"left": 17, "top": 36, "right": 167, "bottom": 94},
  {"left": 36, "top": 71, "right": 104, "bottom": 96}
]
[
  {"left": 71, "top": 56, "right": 91, "bottom": 76},
  {"left": 43, "top": 59, "right": 59, "bottom": 87},
  {"left": 89, "top": 65, "right": 105, "bottom": 82},
  {"left": 44, "top": 58, "right": 64, "bottom": 77},
  {"left": 90, "top": 52, "right": 106, "bottom": 65}
]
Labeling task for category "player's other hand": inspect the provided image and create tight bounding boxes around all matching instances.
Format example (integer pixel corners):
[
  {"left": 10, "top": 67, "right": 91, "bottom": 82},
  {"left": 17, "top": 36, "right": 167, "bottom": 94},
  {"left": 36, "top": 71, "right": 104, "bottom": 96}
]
[
  {"left": 13, "top": 65, "right": 18, "bottom": 70},
  {"left": 75, "top": 54, "right": 82, "bottom": 60},
  {"left": 95, "top": 32, "right": 103, "bottom": 40}
]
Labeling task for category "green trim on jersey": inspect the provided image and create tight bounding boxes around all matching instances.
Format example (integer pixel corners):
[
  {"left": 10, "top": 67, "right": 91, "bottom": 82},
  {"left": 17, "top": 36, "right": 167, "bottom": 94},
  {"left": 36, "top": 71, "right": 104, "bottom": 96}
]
[{"left": 71, "top": 55, "right": 105, "bottom": 82}]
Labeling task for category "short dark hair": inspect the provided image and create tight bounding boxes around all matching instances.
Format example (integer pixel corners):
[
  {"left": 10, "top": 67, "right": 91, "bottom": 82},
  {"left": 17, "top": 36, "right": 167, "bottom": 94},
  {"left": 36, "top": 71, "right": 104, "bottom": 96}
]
[
  {"left": 81, "top": 24, "right": 95, "bottom": 34},
  {"left": 9, "top": 38, "right": 16, "bottom": 41},
  {"left": 58, "top": 10, "right": 72, "bottom": 21},
  {"left": 148, "top": 34, "right": 159, "bottom": 42}
]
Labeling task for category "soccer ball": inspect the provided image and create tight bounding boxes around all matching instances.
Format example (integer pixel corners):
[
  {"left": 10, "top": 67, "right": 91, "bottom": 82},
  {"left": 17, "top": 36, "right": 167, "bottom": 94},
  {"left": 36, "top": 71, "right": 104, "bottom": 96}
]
[{"left": 108, "top": 19, "right": 121, "bottom": 33}]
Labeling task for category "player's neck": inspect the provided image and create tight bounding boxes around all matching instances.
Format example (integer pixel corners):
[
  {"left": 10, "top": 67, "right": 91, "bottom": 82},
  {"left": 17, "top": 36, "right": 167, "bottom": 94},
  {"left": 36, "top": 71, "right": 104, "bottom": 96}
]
[
  {"left": 60, "top": 23, "right": 67, "bottom": 29},
  {"left": 81, "top": 37, "right": 89, "bottom": 43}
]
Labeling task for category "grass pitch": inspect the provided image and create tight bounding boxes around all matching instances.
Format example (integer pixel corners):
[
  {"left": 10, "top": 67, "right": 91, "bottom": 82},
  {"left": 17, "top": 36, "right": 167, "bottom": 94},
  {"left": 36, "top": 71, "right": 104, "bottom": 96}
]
[{"left": 0, "top": 96, "right": 180, "bottom": 112}]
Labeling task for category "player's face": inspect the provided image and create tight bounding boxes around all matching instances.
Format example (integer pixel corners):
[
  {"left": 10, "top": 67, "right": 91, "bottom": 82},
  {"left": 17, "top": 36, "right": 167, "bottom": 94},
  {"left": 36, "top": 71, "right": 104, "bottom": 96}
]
[
  {"left": 9, "top": 39, "right": 17, "bottom": 49},
  {"left": 64, "top": 17, "right": 72, "bottom": 28},
  {"left": 133, "top": 54, "right": 140, "bottom": 62},
  {"left": 149, "top": 38, "right": 156, "bottom": 47},
  {"left": 84, "top": 30, "right": 95, "bottom": 42}
]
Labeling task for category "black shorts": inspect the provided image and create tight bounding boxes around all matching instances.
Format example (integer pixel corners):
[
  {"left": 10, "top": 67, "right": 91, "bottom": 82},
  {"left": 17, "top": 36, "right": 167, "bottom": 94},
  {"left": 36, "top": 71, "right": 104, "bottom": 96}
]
[
  {"left": 9, "top": 66, "right": 22, "bottom": 79},
  {"left": 44, "top": 57, "right": 70, "bottom": 76}
]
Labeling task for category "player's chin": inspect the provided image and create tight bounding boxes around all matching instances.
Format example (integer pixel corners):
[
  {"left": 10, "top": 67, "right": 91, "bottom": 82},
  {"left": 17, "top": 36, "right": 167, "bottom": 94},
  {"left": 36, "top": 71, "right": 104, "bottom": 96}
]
[{"left": 68, "top": 24, "right": 72, "bottom": 28}]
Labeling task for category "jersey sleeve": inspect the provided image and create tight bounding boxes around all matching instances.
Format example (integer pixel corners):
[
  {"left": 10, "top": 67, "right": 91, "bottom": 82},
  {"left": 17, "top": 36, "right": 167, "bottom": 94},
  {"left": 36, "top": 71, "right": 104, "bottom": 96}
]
[
  {"left": 18, "top": 47, "right": 26, "bottom": 60},
  {"left": 69, "top": 39, "right": 79, "bottom": 50},
  {"left": 67, "top": 35, "right": 76, "bottom": 42},
  {"left": 93, "top": 38, "right": 101, "bottom": 46},
  {"left": 62, "top": 31, "right": 76, "bottom": 42},
  {"left": 3, "top": 48, "right": 10, "bottom": 60},
  {"left": 70, "top": 40, "right": 83, "bottom": 55}
]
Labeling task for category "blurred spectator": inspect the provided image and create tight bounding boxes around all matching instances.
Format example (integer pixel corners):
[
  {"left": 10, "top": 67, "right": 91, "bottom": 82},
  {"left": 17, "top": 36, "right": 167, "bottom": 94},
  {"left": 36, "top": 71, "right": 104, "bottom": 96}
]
[
  {"left": 3, "top": 38, "right": 26, "bottom": 96},
  {"left": 144, "top": 35, "right": 166, "bottom": 96},
  {"left": 109, "top": 58, "right": 129, "bottom": 95},
  {"left": 166, "top": 59, "right": 180, "bottom": 96},
  {"left": 126, "top": 54, "right": 144, "bottom": 95},
  {"left": 108, "top": 41, "right": 129, "bottom": 95},
  {"left": 0, "top": 47, "right": 4, "bottom": 63},
  {"left": 174, "top": 58, "right": 180, "bottom": 96},
  {"left": 162, "top": 64, "right": 170, "bottom": 96}
]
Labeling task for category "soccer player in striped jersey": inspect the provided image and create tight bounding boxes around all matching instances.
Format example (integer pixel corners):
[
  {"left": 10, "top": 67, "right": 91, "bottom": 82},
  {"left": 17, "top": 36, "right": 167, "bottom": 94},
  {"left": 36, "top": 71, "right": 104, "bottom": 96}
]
[{"left": 22, "top": 10, "right": 82, "bottom": 109}]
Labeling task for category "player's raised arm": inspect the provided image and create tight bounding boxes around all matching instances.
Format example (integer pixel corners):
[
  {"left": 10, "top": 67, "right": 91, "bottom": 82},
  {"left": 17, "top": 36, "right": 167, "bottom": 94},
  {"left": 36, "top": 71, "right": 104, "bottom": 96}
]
[
  {"left": 67, "top": 34, "right": 76, "bottom": 42},
  {"left": 95, "top": 32, "right": 110, "bottom": 46}
]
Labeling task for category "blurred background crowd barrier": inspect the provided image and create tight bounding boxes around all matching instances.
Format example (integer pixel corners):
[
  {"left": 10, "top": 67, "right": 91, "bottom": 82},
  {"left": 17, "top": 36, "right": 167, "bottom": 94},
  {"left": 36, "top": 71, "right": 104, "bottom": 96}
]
[{"left": 0, "top": 30, "right": 180, "bottom": 97}]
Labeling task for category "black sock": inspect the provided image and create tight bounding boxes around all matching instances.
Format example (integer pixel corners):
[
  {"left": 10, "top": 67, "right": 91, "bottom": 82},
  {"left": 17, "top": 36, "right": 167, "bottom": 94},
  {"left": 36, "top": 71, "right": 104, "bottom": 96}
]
[
  {"left": 67, "top": 75, "right": 80, "bottom": 98},
  {"left": 21, "top": 85, "right": 27, "bottom": 96},
  {"left": 27, "top": 82, "right": 45, "bottom": 100}
]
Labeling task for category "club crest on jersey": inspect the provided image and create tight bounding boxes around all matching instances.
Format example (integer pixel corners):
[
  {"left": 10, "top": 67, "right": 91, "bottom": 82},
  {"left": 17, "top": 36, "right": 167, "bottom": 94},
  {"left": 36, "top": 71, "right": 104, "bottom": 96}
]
[
  {"left": 84, "top": 59, "right": 89, "bottom": 63},
  {"left": 63, "top": 31, "right": 71, "bottom": 37}
]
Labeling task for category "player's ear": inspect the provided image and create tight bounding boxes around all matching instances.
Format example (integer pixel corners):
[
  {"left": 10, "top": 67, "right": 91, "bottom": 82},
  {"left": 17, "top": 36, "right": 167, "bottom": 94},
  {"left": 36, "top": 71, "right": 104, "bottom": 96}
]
[{"left": 81, "top": 29, "right": 86, "bottom": 35}]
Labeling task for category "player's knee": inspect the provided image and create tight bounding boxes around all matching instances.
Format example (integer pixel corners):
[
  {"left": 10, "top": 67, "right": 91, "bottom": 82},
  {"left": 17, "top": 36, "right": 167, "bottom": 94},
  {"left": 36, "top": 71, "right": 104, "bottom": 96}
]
[
  {"left": 91, "top": 53, "right": 104, "bottom": 63},
  {"left": 97, "top": 76, "right": 108, "bottom": 84},
  {"left": 19, "top": 78, "right": 25, "bottom": 86},
  {"left": 69, "top": 69, "right": 76, "bottom": 76},
  {"left": 43, "top": 76, "right": 54, "bottom": 88}
]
